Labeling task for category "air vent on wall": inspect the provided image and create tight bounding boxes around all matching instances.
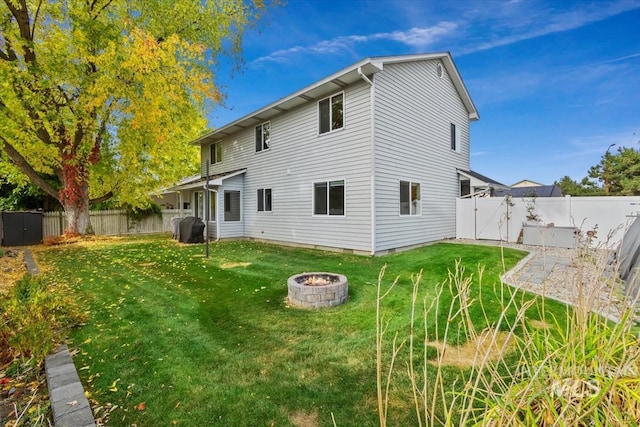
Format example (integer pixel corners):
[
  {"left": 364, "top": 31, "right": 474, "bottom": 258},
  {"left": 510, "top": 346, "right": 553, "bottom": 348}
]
[{"left": 436, "top": 63, "right": 444, "bottom": 79}]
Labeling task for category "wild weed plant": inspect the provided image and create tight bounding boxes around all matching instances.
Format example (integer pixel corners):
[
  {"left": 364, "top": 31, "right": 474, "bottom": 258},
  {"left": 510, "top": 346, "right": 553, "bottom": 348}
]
[{"left": 376, "top": 243, "right": 640, "bottom": 426}]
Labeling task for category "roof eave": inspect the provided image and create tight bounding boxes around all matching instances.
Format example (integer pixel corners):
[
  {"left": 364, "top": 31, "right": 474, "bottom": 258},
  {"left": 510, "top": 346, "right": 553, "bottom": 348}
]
[
  {"left": 193, "top": 52, "right": 479, "bottom": 145},
  {"left": 192, "top": 58, "right": 385, "bottom": 146}
]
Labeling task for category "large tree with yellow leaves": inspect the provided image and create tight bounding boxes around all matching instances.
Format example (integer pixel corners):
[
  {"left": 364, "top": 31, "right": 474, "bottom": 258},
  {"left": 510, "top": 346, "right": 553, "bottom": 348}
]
[{"left": 0, "top": 0, "right": 267, "bottom": 234}]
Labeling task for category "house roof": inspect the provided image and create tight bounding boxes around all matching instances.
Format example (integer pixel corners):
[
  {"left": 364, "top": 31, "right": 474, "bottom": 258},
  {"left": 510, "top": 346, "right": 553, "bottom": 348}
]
[
  {"left": 494, "top": 185, "right": 564, "bottom": 198},
  {"left": 511, "top": 179, "right": 544, "bottom": 187},
  {"left": 192, "top": 52, "right": 479, "bottom": 146},
  {"left": 457, "top": 169, "right": 508, "bottom": 188}
]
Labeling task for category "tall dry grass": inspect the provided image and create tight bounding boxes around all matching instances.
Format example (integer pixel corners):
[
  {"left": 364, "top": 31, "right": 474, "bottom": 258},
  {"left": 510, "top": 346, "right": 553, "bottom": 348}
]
[{"left": 376, "top": 242, "right": 640, "bottom": 426}]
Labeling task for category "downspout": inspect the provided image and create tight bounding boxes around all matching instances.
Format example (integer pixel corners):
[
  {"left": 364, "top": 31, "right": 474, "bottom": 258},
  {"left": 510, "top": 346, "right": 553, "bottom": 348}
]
[
  {"left": 211, "top": 189, "right": 220, "bottom": 242},
  {"left": 358, "top": 66, "right": 376, "bottom": 255}
]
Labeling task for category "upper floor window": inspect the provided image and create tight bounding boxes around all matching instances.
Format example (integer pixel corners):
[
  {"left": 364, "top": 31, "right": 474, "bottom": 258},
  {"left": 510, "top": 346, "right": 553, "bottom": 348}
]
[
  {"left": 313, "top": 180, "right": 344, "bottom": 216},
  {"left": 450, "top": 123, "right": 460, "bottom": 152},
  {"left": 400, "top": 181, "right": 421, "bottom": 215},
  {"left": 257, "top": 188, "right": 272, "bottom": 212},
  {"left": 255, "top": 122, "right": 270, "bottom": 152},
  {"left": 211, "top": 142, "right": 222, "bottom": 164},
  {"left": 319, "top": 93, "right": 344, "bottom": 134}
]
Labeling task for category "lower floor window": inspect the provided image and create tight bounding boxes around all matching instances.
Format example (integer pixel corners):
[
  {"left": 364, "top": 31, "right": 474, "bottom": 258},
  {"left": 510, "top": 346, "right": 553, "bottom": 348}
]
[
  {"left": 314, "top": 180, "right": 344, "bottom": 215},
  {"left": 224, "top": 190, "right": 241, "bottom": 221},
  {"left": 257, "top": 188, "right": 272, "bottom": 212},
  {"left": 400, "top": 181, "right": 421, "bottom": 215}
]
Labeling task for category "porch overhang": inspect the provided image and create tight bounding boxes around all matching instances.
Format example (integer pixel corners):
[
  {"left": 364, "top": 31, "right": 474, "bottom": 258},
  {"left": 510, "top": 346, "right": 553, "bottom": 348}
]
[{"left": 164, "top": 169, "right": 247, "bottom": 192}]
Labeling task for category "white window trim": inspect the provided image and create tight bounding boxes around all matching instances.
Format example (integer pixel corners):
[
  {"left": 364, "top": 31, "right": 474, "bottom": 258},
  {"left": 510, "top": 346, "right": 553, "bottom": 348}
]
[
  {"left": 257, "top": 188, "right": 273, "bottom": 213},
  {"left": 318, "top": 91, "right": 345, "bottom": 135},
  {"left": 311, "top": 178, "right": 346, "bottom": 217},
  {"left": 399, "top": 180, "right": 422, "bottom": 217},
  {"left": 255, "top": 121, "right": 271, "bottom": 153}
]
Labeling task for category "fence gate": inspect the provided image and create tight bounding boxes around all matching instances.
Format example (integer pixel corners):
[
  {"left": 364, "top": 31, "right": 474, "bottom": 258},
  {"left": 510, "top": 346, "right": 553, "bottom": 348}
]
[{"left": 1, "top": 211, "right": 43, "bottom": 246}]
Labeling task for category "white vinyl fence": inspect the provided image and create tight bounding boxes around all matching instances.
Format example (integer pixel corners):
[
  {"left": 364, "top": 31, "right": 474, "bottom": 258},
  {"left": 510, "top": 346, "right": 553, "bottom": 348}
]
[
  {"left": 456, "top": 196, "right": 640, "bottom": 248},
  {"left": 43, "top": 209, "right": 194, "bottom": 238}
]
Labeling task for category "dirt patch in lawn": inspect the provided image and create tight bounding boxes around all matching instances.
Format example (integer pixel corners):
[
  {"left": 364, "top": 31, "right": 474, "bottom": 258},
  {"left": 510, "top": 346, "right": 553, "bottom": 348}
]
[
  {"left": 220, "top": 262, "right": 252, "bottom": 269},
  {"left": 289, "top": 409, "right": 319, "bottom": 427},
  {"left": 427, "top": 328, "right": 513, "bottom": 368}
]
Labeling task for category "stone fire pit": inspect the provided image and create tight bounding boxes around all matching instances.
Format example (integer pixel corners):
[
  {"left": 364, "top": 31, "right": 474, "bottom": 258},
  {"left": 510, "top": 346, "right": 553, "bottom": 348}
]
[{"left": 287, "top": 272, "right": 348, "bottom": 309}]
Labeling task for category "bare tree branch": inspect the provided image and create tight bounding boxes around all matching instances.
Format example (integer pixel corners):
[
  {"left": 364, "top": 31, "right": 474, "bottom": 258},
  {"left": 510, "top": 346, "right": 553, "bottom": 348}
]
[
  {"left": 89, "top": 191, "right": 113, "bottom": 205},
  {"left": 30, "top": 0, "right": 43, "bottom": 39}
]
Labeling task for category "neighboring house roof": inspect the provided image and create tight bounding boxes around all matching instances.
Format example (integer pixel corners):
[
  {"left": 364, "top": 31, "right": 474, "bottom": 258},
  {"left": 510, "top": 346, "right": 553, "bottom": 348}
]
[
  {"left": 494, "top": 185, "right": 564, "bottom": 198},
  {"left": 162, "top": 169, "right": 247, "bottom": 192},
  {"left": 192, "top": 52, "right": 479, "bottom": 146},
  {"left": 511, "top": 179, "right": 544, "bottom": 187}
]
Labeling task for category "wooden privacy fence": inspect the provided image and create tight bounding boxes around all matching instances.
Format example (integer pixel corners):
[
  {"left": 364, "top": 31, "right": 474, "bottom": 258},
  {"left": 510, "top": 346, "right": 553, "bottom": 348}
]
[{"left": 43, "top": 209, "right": 193, "bottom": 238}]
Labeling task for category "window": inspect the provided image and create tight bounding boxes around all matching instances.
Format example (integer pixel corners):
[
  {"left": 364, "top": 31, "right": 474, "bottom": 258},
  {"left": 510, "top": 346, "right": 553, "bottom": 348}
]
[
  {"left": 257, "top": 188, "right": 272, "bottom": 212},
  {"left": 211, "top": 142, "right": 222, "bottom": 164},
  {"left": 195, "top": 191, "right": 216, "bottom": 221},
  {"left": 255, "top": 122, "right": 270, "bottom": 152},
  {"left": 224, "top": 190, "right": 240, "bottom": 222},
  {"left": 400, "top": 181, "right": 421, "bottom": 215},
  {"left": 460, "top": 179, "right": 471, "bottom": 197},
  {"left": 318, "top": 93, "right": 344, "bottom": 134},
  {"left": 450, "top": 123, "right": 460, "bottom": 152},
  {"left": 313, "top": 180, "right": 344, "bottom": 216}
]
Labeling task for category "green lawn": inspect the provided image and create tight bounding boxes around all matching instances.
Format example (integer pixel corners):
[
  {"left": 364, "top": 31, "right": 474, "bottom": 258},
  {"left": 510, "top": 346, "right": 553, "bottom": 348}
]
[{"left": 38, "top": 235, "right": 565, "bottom": 426}]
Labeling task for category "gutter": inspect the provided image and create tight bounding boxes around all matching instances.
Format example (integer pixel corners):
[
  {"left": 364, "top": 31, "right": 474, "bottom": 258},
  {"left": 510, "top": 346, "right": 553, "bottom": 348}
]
[{"left": 358, "top": 66, "right": 376, "bottom": 256}]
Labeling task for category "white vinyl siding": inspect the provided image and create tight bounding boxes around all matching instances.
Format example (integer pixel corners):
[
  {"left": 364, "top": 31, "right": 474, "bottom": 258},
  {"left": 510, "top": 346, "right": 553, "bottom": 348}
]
[
  {"left": 195, "top": 56, "right": 474, "bottom": 253},
  {"left": 202, "top": 82, "right": 372, "bottom": 252},
  {"left": 374, "top": 60, "right": 471, "bottom": 251}
]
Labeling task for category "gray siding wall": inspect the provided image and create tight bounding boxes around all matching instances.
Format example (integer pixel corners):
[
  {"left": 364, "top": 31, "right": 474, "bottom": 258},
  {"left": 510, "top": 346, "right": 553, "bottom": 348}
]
[
  {"left": 200, "top": 81, "right": 373, "bottom": 251},
  {"left": 373, "top": 60, "right": 472, "bottom": 252}
]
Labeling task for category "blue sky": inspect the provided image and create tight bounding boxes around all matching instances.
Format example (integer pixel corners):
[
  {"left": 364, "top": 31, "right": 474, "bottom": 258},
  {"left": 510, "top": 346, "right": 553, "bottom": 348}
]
[{"left": 210, "top": 0, "right": 640, "bottom": 186}]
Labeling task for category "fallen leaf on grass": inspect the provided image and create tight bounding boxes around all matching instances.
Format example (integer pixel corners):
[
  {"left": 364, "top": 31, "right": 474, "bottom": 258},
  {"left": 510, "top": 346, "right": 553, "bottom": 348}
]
[{"left": 135, "top": 402, "right": 146, "bottom": 411}]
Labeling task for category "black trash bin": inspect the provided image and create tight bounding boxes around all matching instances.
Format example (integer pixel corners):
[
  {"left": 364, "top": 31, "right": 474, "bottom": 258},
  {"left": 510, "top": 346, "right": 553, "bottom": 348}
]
[{"left": 178, "top": 217, "right": 205, "bottom": 243}]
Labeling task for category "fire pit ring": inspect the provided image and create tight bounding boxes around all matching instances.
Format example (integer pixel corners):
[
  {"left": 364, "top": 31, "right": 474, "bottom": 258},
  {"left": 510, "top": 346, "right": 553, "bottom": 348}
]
[{"left": 287, "top": 272, "right": 348, "bottom": 309}]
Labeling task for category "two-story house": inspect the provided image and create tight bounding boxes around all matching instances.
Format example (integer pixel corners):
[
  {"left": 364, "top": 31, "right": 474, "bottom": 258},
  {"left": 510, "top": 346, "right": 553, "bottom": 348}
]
[{"left": 165, "top": 52, "right": 480, "bottom": 255}]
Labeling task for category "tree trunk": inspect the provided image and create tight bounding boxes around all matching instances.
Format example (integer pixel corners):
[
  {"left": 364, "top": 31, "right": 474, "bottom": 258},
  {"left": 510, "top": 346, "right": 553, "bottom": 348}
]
[
  {"left": 63, "top": 202, "right": 91, "bottom": 235},
  {"left": 60, "top": 153, "right": 93, "bottom": 235}
]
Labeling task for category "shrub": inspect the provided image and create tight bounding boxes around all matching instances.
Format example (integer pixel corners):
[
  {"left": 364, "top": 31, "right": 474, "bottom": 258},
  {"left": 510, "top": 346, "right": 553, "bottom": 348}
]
[{"left": 0, "top": 274, "right": 86, "bottom": 362}]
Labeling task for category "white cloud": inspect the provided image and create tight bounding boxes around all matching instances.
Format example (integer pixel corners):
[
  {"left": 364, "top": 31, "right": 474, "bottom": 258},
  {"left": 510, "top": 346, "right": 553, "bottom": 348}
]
[
  {"left": 251, "top": 22, "right": 457, "bottom": 65},
  {"left": 459, "top": 0, "right": 640, "bottom": 55},
  {"left": 557, "top": 131, "right": 637, "bottom": 160},
  {"left": 374, "top": 23, "right": 458, "bottom": 47}
]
